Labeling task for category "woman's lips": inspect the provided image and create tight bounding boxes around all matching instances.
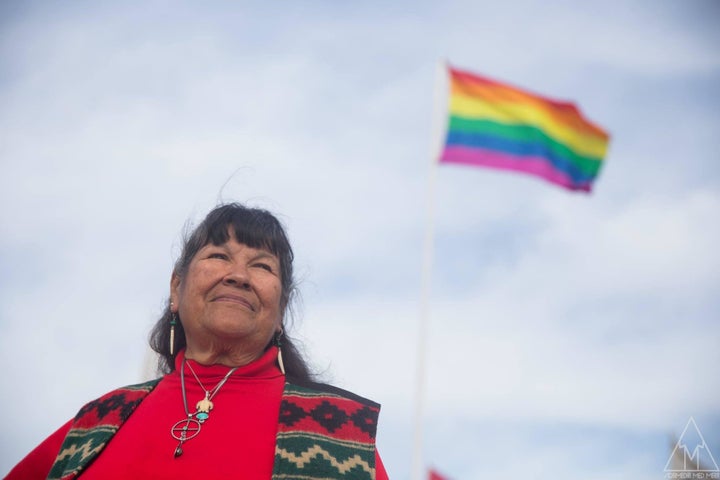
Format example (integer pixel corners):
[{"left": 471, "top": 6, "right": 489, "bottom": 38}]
[{"left": 212, "top": 294, "right": 256, "bottom": 311}]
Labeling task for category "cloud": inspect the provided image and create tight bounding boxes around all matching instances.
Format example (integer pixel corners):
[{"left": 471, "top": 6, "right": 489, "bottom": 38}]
[{"left": 1, "top": 1, "right": 719, "bottom": 477}]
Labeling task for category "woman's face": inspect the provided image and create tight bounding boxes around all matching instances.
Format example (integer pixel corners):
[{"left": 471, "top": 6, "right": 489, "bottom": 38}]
[{"left": 170, "top": 234, "right": 283, "bottom": 359}]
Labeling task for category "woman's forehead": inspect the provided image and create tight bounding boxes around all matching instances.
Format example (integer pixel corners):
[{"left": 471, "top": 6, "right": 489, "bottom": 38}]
[{"left": 203, "top": 238, "right": 278, "bottom": 257}]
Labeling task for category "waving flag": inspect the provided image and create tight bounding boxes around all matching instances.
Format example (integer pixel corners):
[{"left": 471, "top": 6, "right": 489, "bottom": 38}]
[{"left": 440, "top": 65, "right": 610, "bottom": 192}]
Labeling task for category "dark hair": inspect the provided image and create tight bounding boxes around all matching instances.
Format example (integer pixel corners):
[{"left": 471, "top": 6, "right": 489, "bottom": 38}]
[{"left": 149, "top": 203, "right": 312, "bottom": 381}]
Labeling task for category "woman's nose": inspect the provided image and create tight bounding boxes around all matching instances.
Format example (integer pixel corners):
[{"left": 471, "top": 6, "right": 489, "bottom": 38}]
[{"left": 222, "top": 267, "right": 251, "bottom": 289}]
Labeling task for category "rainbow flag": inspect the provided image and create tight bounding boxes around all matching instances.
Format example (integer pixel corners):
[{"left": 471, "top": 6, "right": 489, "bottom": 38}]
[{"left": 439, "top": 66, "right": 610, "bottom": 192}]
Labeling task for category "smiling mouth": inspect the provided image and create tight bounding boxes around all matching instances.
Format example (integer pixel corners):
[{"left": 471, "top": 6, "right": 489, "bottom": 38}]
[{"left": 213, "top": 295, "right": 256, "bottom": 311}]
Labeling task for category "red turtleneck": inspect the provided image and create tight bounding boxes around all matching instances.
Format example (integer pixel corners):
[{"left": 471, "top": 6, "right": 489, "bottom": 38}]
[{"left": 6, "top": 347, "right": 388, "bottom": 479}]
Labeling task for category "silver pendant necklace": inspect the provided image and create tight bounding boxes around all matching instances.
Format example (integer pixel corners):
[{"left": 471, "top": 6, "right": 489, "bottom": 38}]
[{"left": 170, "top": 358, "right": 238, "bottom": 457}]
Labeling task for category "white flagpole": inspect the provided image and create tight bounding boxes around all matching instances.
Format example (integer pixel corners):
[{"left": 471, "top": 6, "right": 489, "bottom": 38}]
[{"left": 411, "top": 60, "right": 449, "bottom": 480}]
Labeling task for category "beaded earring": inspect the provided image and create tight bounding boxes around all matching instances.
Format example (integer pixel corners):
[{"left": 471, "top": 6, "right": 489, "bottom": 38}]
[
  {"left": 169, "top": 303, "right": 177, "bottom": 356},
  {"left": 274, "top": 330, "right": 286, "bottom": 375}
]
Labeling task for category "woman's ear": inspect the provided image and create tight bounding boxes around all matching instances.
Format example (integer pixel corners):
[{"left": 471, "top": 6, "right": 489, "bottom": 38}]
[{"left": 169, "top": 274, "right": 181, "bottom": 313}]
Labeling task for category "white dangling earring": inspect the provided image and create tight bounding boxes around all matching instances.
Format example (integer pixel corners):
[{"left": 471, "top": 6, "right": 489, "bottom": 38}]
[
  {"left": 275, "top": 329, "right": 286, "bottom": 375},
  {"left": 169, "top": 304, "right": 177, "bottom": 356}
]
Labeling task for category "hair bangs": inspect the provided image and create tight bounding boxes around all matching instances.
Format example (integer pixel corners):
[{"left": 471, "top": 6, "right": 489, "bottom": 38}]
[{"left": 201, "top": 208, "right": 287, "bottom": 260}]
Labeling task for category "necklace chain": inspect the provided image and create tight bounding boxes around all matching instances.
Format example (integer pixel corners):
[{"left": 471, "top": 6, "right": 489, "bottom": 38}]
[
  {"left": 185, "top": 360, "right": 236, "bottom": 401},
  {"left": 170, "top": 358, "right": 239, "bottom": 458}
]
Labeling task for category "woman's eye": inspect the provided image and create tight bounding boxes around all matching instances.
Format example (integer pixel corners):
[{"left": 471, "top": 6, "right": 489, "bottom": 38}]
[
  {"left": 208, "top": 252, "right": 228, "bottom": 260},
  {"left": 254, "top": 262, "right": 274, "bottom": 272}
]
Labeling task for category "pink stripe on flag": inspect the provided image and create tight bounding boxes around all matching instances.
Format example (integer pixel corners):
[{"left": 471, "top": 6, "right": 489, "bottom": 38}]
[{"left": 440, "top": 145, "right": 592, "bottom": 192}]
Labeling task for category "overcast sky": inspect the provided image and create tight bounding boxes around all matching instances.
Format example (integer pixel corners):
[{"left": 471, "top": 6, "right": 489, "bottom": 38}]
[{"left": 1, "top": 1, "right": 719, "bottom": 478}]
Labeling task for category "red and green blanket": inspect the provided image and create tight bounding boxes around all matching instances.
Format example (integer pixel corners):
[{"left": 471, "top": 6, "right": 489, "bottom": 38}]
[{"left": 48, "top": 380, "right": 380, "bottom": 480}]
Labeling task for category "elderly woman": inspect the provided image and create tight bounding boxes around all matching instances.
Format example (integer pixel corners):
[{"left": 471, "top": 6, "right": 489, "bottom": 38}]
[{"left": 7, "top": 203, "right": 388, "bottom": 480}]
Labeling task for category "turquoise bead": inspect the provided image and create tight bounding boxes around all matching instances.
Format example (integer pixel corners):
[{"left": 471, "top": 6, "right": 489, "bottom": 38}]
[{"left": 197, "top": 412, "right": 209, "bottom": 421}]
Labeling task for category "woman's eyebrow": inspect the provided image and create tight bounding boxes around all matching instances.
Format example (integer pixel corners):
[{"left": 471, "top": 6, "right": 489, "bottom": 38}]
[
  {"left": 252, "top": 251, "right": 279, "bottom": 262},
  {"left": 202, "top": 243, "right": 229, "bottom": 251}
]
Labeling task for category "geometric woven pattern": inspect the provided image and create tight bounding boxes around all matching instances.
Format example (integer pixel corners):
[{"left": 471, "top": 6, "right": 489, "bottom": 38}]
[
  {"left": 47, "top": 379, "right": 161, "bottom": 480},
  {"left": 46, "top": 380, "right": 380, "bottom": 479},
  {"left": 272, "top": 383, "right": 380, "bottom": 479}
]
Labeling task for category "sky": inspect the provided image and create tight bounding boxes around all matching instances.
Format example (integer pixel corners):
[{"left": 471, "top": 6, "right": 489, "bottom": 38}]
[{"left": 1, "top": 1, "right": 719, "bottom": 478}]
